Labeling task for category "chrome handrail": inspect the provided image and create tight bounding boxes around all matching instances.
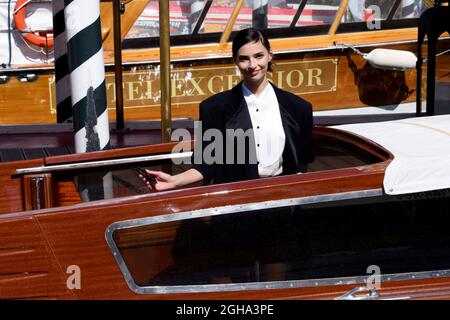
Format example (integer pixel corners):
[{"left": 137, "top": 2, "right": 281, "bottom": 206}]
[{"left": 15, "top": 151, "right": 193, "bottom": 175}]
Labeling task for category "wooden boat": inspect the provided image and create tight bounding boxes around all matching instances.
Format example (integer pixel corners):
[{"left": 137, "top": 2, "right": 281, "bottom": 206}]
[
  {"left": 1, "top": 114, "right": 450, "bottom": 299},
  {"left": 1, "top": 1, "right": 450, "bottom": 300},
  {"left": 1, "top": 0, "right": 449, "bottom": 127}
]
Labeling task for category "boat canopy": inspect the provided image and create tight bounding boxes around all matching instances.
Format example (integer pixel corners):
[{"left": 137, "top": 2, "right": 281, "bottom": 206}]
[{"left": 334, "top": 115, "right": 450, "bottom": 195}]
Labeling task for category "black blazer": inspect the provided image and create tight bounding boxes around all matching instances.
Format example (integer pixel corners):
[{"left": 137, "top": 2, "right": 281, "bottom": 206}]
[{"left": 193, "top": 81, "right": 313, "bottom": 184}]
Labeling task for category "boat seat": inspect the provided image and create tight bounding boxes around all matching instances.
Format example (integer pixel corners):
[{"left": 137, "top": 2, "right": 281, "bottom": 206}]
[
  {"left": 0, "top": 149, "right": 25, "bottom": 162},
  {"left": 0, "top": 146, "right": 74, "bottom": 163},
  {"left": 22, "top": 148, "right": 47, "bottom": 160},
  {"left": 44, "top": 146, "right": 73, "bottom": 157}
]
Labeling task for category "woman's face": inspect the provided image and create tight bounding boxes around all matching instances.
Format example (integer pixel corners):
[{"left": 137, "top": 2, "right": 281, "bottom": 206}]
[{"left": 234, "top": 40, "right": 273, "bottom": 85}]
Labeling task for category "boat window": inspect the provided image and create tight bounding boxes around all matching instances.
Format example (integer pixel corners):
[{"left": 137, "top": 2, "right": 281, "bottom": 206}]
[
  {"left": 125, "top": 0, "right": 302, "bottom": 39},
  {"left": 124, "top": 0, "right": 340, "bottom": 43},
  {"left": 292, "top": 0, "right": 340, "bottom": 28},
  {"left": 108, "top": 188, "right": 450, "bottom": 293},
  {"left": 336, "top": 0, "right": 430, "bottom": 33},
  {"left": 195, "top": 0, "right": 302, "bottom": 33},
  {"left": 342, "top": 0, "right": 429, "bottom": 23},
  {"left": 197, "top": 0, "right": 244, "bottom": 34},
  {"left": 124, "top": 0, "right": 212, "bottom": 38},
  {"left": 123, "top": 0, "right": 427, "bottom": 49},
  {"left": 390, "top": 0, "right": 431, "bottom": 20},
  {"left": 343, "top": 1, "right": 399, "bottom": 23}
]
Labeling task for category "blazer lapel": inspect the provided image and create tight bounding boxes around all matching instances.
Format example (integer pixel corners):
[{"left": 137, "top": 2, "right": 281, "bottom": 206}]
[
  {"left": 225, "top": 82, "right": 252, "bottom": 131},
  {"left": 273, "top": 86, "right": 300, "bottom": 173},
  {"left": 279, "top": 104, "right": 300, "bottom": 168},
  {"left": 225, "top": 82, "right": 258, "bottom": 180}
]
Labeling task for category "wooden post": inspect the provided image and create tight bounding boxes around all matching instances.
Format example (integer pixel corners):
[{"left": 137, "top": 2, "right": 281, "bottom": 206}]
[
  {"left": 159, "top": 0, "right": 171, "bottom": 143},
  {"left": 113, "top": 0, "right": 125, "bottom": 130}
]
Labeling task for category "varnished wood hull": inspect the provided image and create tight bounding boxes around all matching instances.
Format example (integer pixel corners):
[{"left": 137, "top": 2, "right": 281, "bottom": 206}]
[{"left": 1, "top": 127, "right": 450, "bottom": 299}]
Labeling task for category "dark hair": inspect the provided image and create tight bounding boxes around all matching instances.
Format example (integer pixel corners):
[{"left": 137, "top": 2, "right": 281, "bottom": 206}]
[{"left": 232, "top": 28, "right": 272, "bottom": 72}]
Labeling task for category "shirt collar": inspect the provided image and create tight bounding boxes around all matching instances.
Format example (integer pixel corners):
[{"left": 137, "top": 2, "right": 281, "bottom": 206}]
[{"left": 242, "top": 81, "right": 273, "bottom": 100}]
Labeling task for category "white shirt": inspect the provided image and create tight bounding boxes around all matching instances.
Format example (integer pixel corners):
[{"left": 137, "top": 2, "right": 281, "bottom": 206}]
[{"left": 243, "top": 82, "right": 286, "bottom": 177}]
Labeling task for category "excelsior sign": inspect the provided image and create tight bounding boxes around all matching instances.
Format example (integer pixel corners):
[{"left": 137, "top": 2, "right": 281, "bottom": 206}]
[
  {"left": 104, "top": 58, "right": 338, "bottom": 109},
  {"left": 49, "top": 58, "right": 337, "bottom": 113}
]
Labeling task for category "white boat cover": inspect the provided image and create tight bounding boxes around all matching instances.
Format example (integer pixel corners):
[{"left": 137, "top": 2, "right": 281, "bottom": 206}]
[{"left": 333, "top": 115, "right": 450, "bottom": 195}]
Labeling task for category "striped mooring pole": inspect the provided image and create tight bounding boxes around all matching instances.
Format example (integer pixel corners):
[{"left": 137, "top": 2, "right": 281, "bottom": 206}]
[
  {"left": 63, "top": 0, "right": 110, "bottom": 153},
  {"left": 401, "top": 0, "right": 418, "bottom": 18},
  {"left": 52, "top": 0, "right": 72, "bottom": 123},
  {"left": 189, "top": 0, "right": 204, "bottom": 32}
]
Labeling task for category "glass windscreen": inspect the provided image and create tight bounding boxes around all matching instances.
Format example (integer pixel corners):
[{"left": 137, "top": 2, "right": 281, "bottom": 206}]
[
  {"left": 293, "top": 0, "right": 339, "bottom": 28},
  {"left": 111, "top": 189, "right": 450, "bottom": 289},
  {"left": 72, "top": 161, "right": 194, "bottom": 202},
  {"left": 124, "top": 1, "right": 428, "bottom": 44},
  {"left": 391, "top": 0, "right": 431, "bottom": 20},
  {"left": 125, "top": 0, "right": 340, "bottom": 39},
  {"left": 336, "top": 1, "right": 430, "bottom": 34},
  {"left": 341, "top": 0, "right": 426, "bottom": 24},
  {"left": 125, "top": 0, "right": 210, "bottom": 38}
]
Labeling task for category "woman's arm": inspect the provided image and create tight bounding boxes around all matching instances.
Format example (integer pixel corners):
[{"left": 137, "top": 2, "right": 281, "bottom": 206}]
[{"left": 140, "top": 168, "right": 204, "bottom": 191}]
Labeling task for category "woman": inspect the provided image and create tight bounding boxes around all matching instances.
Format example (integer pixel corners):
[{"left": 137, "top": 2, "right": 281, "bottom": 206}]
[{"left": 141, "top": 28, "right": 313, "bottom": 191}]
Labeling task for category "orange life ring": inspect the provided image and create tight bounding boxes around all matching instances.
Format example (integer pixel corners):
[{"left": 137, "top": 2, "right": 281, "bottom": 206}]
[{"left": 13, "top": 0, "right": 54, "bottom": 48}]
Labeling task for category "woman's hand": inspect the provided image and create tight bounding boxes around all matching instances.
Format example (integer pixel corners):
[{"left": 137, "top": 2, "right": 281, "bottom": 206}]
[
  {"left": 139, "top": 169, "right": 178, "bottom": 191},
  {"left": 138, "top": 168, "right": 203, "bottom": 192}
]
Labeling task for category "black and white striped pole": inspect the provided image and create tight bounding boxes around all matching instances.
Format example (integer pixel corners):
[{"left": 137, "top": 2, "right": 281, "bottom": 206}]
[
  {"left": 52, "top": 0, "right": 72, "bottom": 123},
  {"left": 252, "top": 0, "right": 268, "bottom": 29},
  {"left": 189, "top": 1, "right": 204, "bottom": 32},
  {"left": 64, "top": 0, "right": 110, "bottom": 153},
  {"left": 401, "top": 0, "right": 417, "bottom": 18}
]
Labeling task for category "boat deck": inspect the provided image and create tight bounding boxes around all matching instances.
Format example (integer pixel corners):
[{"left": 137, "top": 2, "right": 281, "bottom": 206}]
[{"left": 0, "top": 120, "right": 194, "bottom": 163}]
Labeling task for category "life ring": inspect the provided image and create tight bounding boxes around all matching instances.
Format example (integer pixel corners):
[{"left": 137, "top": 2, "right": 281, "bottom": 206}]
[{"left": 13, "top": 0, "right": 54, "bottom": 48}]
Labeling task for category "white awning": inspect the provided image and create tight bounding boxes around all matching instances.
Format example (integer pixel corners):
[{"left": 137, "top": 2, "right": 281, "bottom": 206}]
[{"left": 332, "top": 115, "right": 450, "bottom": 195}]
